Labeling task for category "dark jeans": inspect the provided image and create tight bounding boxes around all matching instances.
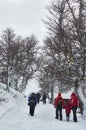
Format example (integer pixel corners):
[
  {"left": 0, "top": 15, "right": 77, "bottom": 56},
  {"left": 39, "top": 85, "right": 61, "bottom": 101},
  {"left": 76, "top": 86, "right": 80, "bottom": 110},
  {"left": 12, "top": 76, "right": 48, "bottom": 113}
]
[
  {"left": 43, "top": 99, "right": 46, "bottom": 104},
  {"left": 56, "top": 105, "right": 62, "bottom": 120},
  {"left": 66, "top": 113, "right": 70, "bottom": 121},
  {"left": 72, "top": 106, "right": 77, "bottom": 122},
  {"left": 29, "top": 103, "right": 36, "bottom": 116}
]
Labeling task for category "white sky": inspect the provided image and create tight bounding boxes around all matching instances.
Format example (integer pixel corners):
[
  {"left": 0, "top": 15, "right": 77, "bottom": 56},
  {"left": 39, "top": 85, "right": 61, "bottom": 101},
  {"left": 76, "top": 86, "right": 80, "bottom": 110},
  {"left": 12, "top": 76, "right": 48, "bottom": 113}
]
[
  {"left": 0, "top": 0, "right": 52, "bottom": 44},
  {"left": 0, "top": 83, "right": 86, "bottom": 130}
]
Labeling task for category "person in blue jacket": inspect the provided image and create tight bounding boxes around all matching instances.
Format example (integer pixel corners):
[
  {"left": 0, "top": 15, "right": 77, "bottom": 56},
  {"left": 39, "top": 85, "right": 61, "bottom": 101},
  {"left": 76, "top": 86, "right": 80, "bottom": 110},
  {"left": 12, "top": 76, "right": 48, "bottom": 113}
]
[{"left": 28, "top": 93, "right": 37, "bottom": 116}]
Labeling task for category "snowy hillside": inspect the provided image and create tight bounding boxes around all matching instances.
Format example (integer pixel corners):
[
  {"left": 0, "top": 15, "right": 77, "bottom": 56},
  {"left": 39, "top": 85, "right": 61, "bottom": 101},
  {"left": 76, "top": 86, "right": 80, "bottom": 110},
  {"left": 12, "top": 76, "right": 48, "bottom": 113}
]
[{"left": 0, "top": 83, "right": 86, "bottom": 130}]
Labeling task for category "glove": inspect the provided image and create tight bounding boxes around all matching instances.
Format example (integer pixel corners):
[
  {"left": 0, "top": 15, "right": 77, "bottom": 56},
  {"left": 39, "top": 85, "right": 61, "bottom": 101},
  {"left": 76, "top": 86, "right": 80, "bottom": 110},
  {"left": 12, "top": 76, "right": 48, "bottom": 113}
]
[
  {"left": 63, "top": 105, "right": 65, "bottom": 109},
  {"left": 28, "top": 102, "right": 30, "bottom": 106}
]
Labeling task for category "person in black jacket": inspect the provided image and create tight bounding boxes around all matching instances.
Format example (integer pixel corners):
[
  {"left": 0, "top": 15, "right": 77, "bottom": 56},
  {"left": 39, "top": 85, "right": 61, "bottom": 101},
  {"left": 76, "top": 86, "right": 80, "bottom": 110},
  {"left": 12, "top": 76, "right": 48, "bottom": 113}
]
[
  {"left": 42, "top": 93, "right": 47, "bottom": 104},
  {"left": 36, "top": 92, "right": 41, "bottom": 104},
  {"left": 28, "top": 93, "right": 37, "bottom": 116}
]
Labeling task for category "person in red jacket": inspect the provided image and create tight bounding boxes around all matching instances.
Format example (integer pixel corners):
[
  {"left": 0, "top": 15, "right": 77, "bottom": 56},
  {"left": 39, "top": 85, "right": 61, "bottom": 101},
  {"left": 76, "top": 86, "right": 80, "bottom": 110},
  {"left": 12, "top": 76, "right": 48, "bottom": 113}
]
[
  {"left": 54, "top": 93, "right": 64, "bottom": 120},
  {"left": 70, "top": 92, "right": 79, "bottom": 122},
  {"left": 65, "top": 102, "right": 71, "bottom": 121}
]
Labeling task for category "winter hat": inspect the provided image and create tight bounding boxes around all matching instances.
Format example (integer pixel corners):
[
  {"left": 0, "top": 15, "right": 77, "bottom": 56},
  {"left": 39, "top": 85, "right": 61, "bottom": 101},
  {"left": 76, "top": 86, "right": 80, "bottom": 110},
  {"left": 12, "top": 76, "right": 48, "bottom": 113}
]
[
  {"left": 58, "top": 92, "right": 61, "bottom": 97},
  {"left": 70, "top": 92, "right": 76, "bottom": 97}
]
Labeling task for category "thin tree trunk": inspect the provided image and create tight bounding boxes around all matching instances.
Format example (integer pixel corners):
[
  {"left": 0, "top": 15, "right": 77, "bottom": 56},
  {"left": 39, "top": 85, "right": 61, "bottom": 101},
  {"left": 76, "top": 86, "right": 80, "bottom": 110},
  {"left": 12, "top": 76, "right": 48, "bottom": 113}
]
[{"left": 74, "top": 79, "right": 83, "bottom": 115}]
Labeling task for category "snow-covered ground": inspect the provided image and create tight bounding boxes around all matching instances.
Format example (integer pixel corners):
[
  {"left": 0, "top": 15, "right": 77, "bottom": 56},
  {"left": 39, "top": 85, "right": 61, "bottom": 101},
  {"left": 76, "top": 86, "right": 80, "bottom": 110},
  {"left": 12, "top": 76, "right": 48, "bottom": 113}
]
[{"left": 0, "top": 83, "right": 86, "bottom": 130}]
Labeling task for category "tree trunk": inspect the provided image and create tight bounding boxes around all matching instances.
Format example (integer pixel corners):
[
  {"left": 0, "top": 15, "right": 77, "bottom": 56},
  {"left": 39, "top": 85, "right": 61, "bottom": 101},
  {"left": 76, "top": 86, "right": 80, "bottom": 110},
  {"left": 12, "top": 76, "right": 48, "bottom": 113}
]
[
  {"left": 50, "top": 86, "right": 54, "bottom": 104},
  {"left": 6, "top": 66, "right": 10, "bottom": 92},
  {"left": 74, "top": 79, "right": 83, "bottom": 115}
]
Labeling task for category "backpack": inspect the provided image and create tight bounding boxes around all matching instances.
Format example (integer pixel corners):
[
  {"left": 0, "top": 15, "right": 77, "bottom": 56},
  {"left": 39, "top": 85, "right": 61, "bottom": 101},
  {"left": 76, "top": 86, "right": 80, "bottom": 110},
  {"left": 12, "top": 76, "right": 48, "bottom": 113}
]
[
  {"left": 58, "top": 98, "right": 63, "bottom": 106},
  {"left": 29, "top": 94, "right": 36, "bottom": 106}
]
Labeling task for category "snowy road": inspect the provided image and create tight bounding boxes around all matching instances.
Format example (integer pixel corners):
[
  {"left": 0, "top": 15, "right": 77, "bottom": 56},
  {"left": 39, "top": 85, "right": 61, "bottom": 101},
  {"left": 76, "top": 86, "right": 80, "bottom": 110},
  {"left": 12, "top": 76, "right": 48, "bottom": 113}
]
[{"left": 0, "top": 100, "right": 86, "bottom": 130}]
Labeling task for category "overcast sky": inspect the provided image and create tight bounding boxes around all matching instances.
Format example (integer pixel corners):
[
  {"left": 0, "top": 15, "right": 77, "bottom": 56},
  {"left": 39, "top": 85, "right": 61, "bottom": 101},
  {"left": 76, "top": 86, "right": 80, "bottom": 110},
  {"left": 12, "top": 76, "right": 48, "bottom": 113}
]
[{"left": 0, "top": 0, "right": 52, "bottom": 44}]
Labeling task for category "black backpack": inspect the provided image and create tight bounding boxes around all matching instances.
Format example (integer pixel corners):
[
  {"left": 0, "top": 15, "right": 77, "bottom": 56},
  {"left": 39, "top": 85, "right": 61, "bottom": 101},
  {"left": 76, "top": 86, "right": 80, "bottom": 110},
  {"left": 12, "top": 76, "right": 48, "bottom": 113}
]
[{"left": 30, "top": 94, "right": 36, "bottom": 105}]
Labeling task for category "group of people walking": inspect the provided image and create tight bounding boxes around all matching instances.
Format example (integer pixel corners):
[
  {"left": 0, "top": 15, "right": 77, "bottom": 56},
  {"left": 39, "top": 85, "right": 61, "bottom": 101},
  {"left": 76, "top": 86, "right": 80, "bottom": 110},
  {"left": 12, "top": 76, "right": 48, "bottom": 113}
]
[
  {"left": 27, "top": 91, "right": 79, "bottom": 123},
  {"left": 54, "top": 92, "right": 79, "bottom": 122}
]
